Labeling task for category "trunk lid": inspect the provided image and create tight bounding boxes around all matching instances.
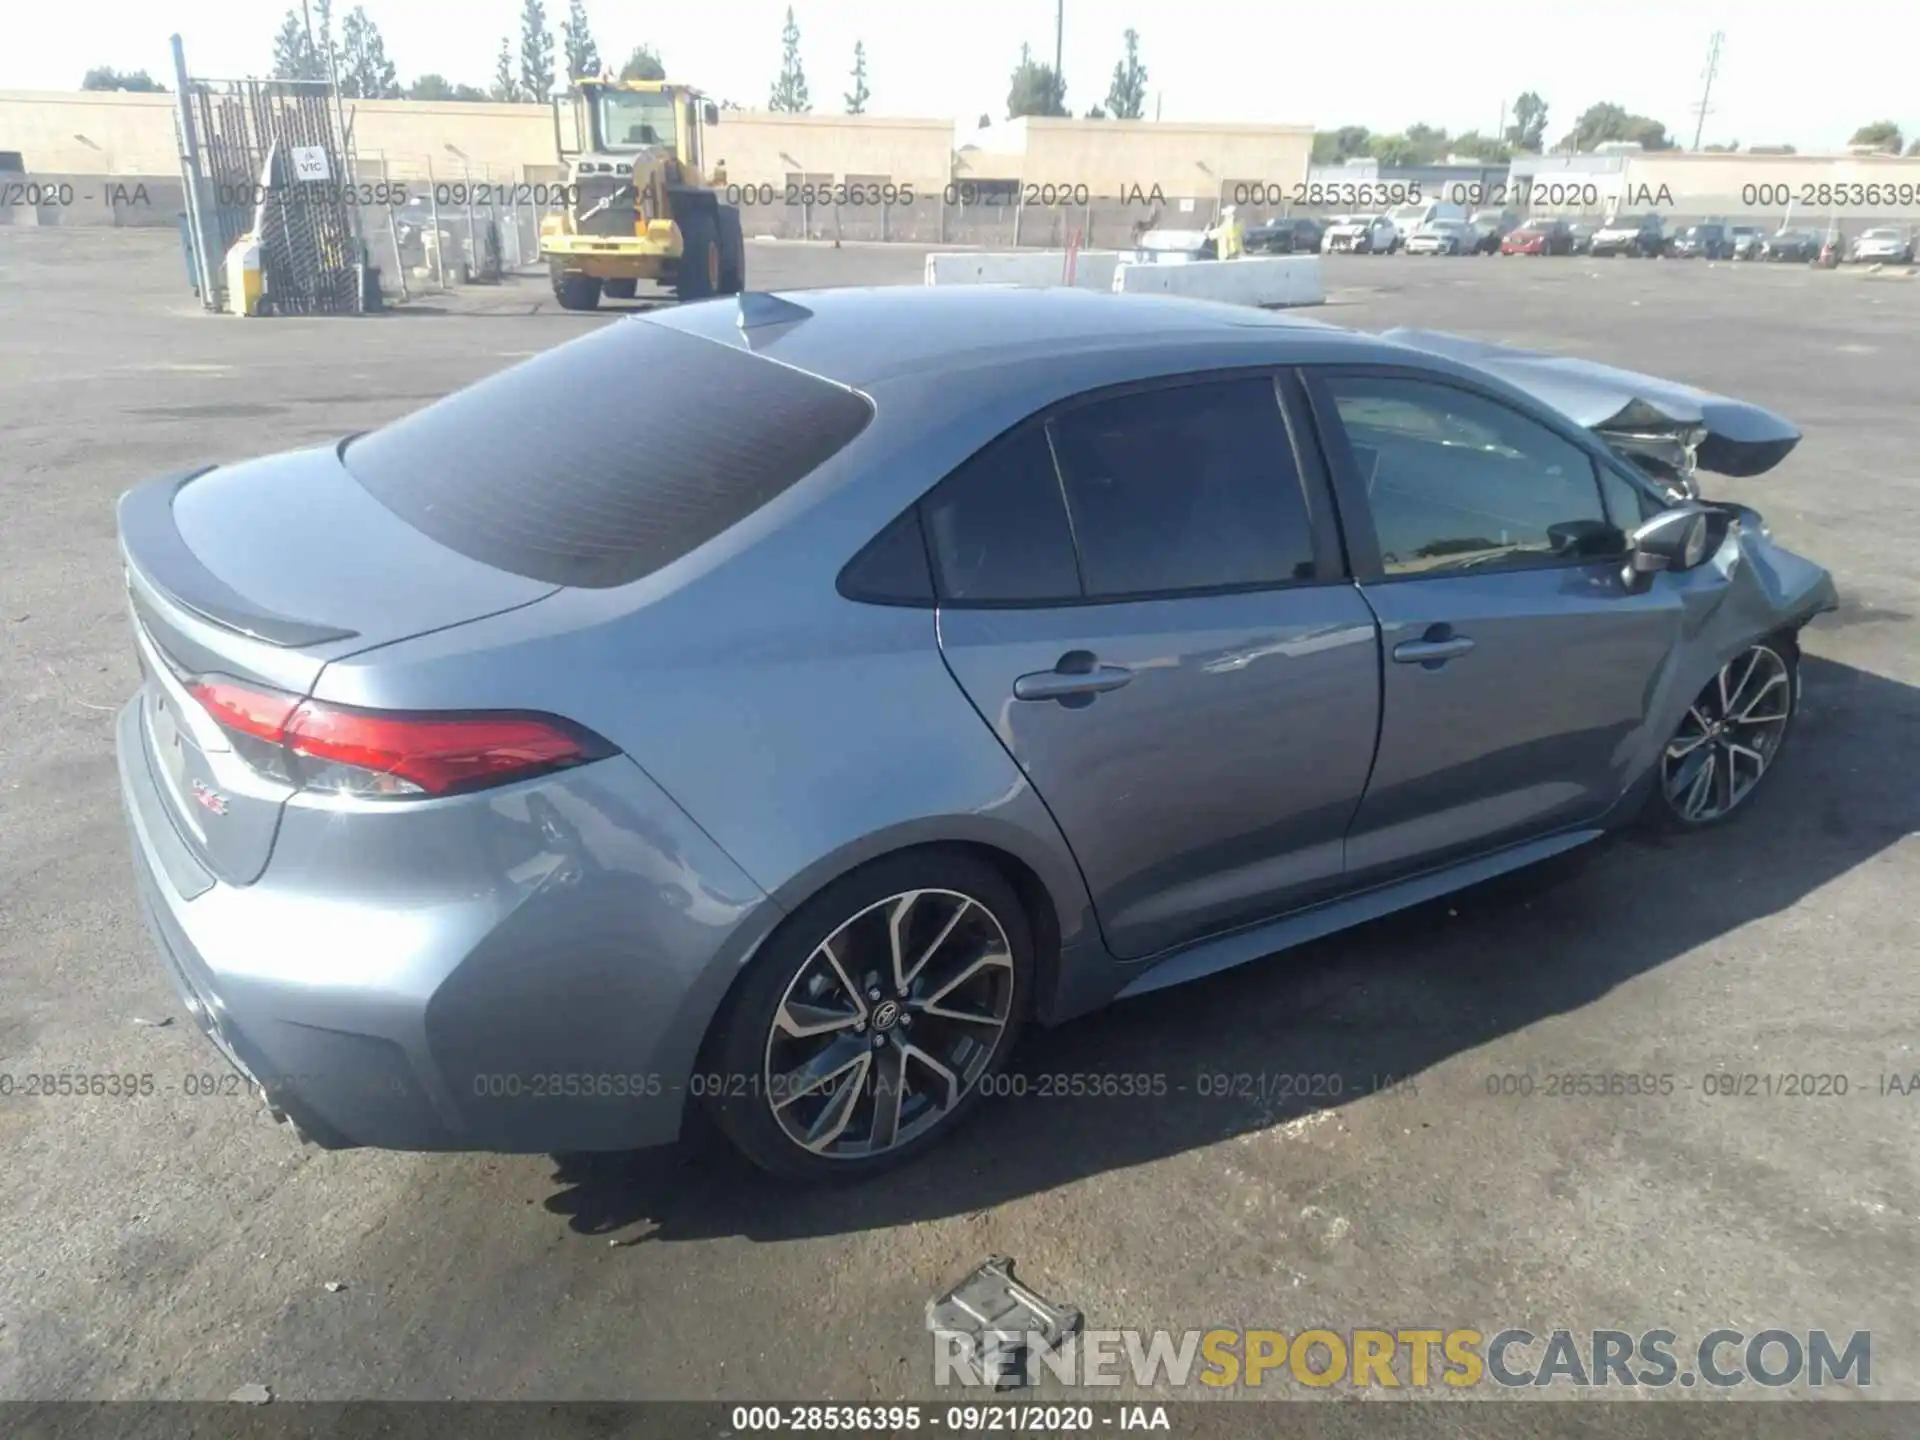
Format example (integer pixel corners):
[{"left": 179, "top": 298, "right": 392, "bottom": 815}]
[
  {"left": 1377, "top": 328, "right": 1801, "bottom": 493},
  {"left": 120, "top": 447, "right": 558, "bottom": 884}
]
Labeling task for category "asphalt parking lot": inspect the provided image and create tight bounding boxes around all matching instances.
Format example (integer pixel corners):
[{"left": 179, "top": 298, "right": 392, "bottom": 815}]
[{"left": 2, "top": 231, "right": 1917, "bottom": 1406}]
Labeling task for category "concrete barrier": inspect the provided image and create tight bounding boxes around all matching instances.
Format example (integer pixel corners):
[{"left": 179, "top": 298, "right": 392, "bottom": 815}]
[
  {"left": 1110, "top": 253, "right": 1325, "bottom": 307},
  {"left": 924, "top": 249, "right": 1121, "bottom": 291}
]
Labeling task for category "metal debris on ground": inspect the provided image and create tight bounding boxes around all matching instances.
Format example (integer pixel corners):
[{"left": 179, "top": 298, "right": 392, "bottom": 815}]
[
  {"left": 925, "top": 1255, "right": 1082, "bottom": 1391},
  {"left": 131, "top": 1015, "right": 174, "bottom": 1028}
]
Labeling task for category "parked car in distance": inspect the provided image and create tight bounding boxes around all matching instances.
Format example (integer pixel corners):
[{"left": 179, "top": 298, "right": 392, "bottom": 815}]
[
  {"left": 1760, "top": 228, "right": 1822, "bottom": 262},
  {"left": 1847, "top": 226, "right": 1915, "bottom": 264},
  {"left": 1244, "top": 215, "right": 1326, "bottom": 255},
  {"left": 1467, "top": 208, "right": 1522, "bottom": 254},
  {"left": 1667, "top": 222, "right": 1732, "bottom": 259},
  {"left": 1500, "top": 218, "right": 1574, "bottom": 256},
  {"left": 1590, "top": 214, "right": 1666, "bottom": 257},
  {"left": 1322, "top": 213, "right": 1398, "bottom": 254},
  {"left": 1567, "top": 222, "right": 1597, "bottom": 254},
  {"left": 1405, "top": 218, "right": 1473, "bottom": 255},
  {"left": 117, "top": 287, "right": 1836, "bottom": 1178},
  {"left": 1384, "top": 199, "right": 1468, "bottom": 251},
  {"left": 1729, "top": 225, "right": 1765, "bottom": 260}
]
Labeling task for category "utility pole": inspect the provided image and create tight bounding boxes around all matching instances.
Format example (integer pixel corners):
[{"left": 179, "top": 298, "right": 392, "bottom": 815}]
[
  {"left": 1691, "top": 31, "right": 1724, "bottom": 150},
  {"left": 1053, "top": 0, "right": 1064, "bottom": 115}
]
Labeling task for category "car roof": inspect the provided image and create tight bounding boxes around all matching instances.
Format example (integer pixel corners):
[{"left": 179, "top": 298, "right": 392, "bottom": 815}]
[{"left": 642, "top": 286, "right": 1396, "bottom": 388}]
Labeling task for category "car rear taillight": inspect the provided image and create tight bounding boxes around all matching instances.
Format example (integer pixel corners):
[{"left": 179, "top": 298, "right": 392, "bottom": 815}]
[{"left": 188, "top": 678, "right": 615, "bottom": 798}]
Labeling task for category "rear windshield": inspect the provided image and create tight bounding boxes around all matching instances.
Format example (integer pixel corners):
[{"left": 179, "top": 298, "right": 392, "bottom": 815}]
[{"left": 343, "top": 319, "right": 874, "bottom": 588}]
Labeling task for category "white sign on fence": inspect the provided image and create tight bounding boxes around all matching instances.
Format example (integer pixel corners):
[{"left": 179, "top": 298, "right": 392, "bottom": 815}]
[{"left": 291, "top": 146, "right": 331, "bottom": 182}]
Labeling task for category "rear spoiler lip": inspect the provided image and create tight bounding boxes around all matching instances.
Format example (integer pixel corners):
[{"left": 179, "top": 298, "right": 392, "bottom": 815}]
[
  {"left": 116, "top": 468, "right": 361, "bottom": 648},
  {"left": 1377, "top": 328, "right": 1802, "bottom": 478}
]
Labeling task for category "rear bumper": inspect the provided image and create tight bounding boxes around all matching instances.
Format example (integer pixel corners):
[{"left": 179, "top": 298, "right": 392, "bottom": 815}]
[{"left": 116, "top": 696, "right": 779, "bottom": 1153}]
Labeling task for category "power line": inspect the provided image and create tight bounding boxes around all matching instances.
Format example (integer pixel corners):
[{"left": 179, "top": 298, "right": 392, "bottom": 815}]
[{"left": 1691, "top": 31, "right": 1724, "bottom": 150}]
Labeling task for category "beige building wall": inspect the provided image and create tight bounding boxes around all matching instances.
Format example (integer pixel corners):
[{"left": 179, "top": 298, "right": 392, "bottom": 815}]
[
  {"left": 699, "top": 112, "right": 954, "bottom": 191},
  {"left": 1619, "top": 151, "right": 1920, "bottom": 220},
  {"left": 0, "top": 90, "right": 179, "bottom": 174},
  {"left": 1015, "top": 117, "right": 1315, "bottom": 199}
]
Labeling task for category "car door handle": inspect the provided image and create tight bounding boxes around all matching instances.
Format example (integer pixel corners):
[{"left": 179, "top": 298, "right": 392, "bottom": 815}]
[
  {"left": 1013, "top": 654, "right": 1135, "bottom": 703},
  {"left": 1392, "top": 636, "right": 1475, "bottom": 664}
]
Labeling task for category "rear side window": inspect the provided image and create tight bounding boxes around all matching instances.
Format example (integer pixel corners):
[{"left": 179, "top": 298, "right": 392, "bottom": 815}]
[
  {"left": 921, "top": 428, "right": 1081, "bottom": 603},
  {"left": 343, "top": 320, "right": 873, "bottom": 588},
  {"left": 1048, "top": 379, "right": 1317, "bottom": 597}
]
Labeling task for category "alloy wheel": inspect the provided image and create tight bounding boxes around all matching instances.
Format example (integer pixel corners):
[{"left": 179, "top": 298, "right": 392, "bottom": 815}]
[
  {"left": 763, "top": 888, "right": 1015, "bottom": 1160},
  {"left": 1662, "top": 644, "right": 1794, "bottom": 824}
]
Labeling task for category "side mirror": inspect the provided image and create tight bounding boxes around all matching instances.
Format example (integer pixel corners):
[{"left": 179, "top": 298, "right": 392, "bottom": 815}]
[
  {"left": 703, "top": 101, "right": 720, "bottom": 126},
  {"left": 1620, "top": 504, "right": 1714, "bottom": 591}
]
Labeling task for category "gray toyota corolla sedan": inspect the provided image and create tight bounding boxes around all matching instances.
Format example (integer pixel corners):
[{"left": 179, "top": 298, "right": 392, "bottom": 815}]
[{"left": 116, "top": 286, "right": 1836, "bottom": 1177}]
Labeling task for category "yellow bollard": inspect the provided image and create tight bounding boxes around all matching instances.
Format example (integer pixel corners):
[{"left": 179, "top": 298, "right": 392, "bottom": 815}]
[{"left": 224, "top": 234, "right": 263, "bottom": 316}]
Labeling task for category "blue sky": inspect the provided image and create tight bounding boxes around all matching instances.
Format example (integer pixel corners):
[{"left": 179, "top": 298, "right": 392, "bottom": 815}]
[{"left": 9, "top": 0, "right": 1917, "bottom": 154}]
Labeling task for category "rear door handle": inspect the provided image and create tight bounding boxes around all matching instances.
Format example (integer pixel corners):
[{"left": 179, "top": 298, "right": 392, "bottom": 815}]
[
  {"left": 1013, "top": 653, "right": 1135, "bottom": 703},
  {"left": 1392, "top": 636, "right": 1475, "bottom": 664}
]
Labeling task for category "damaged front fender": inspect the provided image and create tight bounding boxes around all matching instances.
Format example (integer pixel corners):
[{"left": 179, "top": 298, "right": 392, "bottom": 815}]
[{"left": 1625, "top": 513, "right": 1838, "bottom": 796}]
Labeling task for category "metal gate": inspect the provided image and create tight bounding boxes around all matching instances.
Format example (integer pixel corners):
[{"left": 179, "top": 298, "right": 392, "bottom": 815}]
[{"left": 185, "top": 78, "right": 360, "bottom": 314}]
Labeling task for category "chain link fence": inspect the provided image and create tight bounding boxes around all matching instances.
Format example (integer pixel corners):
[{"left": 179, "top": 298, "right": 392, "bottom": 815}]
[{"left": 348, "top": 155, "right": 550, "bottom": 299}]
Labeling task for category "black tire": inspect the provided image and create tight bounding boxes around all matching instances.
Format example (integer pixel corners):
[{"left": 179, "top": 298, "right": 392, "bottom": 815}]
[
  {"left": 700, "top": 849, "right": 1034, "bottom": 1180},
  {"left": 1642, "top": 635, "right": 1799, "bottom": 833},
  {"left": 552, "top": 271, "right": 602, "bottom": 311},
  {"left": 675, "top": 208, "right": 720, "bottom": 301},
  {"left": 715, "top": 204, "right": 746, "bottom": 294},
  {"left": 603, "top": 278, "right": 638, "bottom": 299}
]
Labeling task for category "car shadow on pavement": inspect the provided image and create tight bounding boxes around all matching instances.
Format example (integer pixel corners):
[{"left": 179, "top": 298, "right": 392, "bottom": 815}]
[{"left": 541, "top": 653, "right": 1918, "bottom": 1242}]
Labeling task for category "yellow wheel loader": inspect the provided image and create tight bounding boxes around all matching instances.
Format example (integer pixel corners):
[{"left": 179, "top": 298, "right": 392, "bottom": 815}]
[{"left": 540, "top": 78, "right": 746, "bottom": 310}]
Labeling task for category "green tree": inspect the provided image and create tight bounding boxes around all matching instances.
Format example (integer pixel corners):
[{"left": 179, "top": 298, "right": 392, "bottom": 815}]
[
  {"left": 300, "top": 0, "right": 340, "bottom": 79},
  {"left": 1909, "top": 138, "right": 1920, "bottom": 157},
  {"left": 270, "top": 8, "right": 323, "bottom": 80},
  {"left": 1084, "top": 105, "right": 1106, "bottom": 119},
  {"left": 845, "top": 39, "right": 870, "bottom": 114},
  {"left": 1104, "top": 27, "right": 1147, "bottom": 119},
  {"left": 1007, "top": 42, "right": 1065, "bottom": 118},
  {"left": 1506, "top": 91, "right": 1547, "bottom": 152},
  {"left": 408, "top": 73, "right": 487, "bottom": 100},
  {"left": 561, "top": 0, "right": 601, "bottom": 80},
  {"left": 491, "top": 36, "right": 520, "bottom": 100},
  {"left": 1368, "top": 124, "right": 1450, "bottom": 166},
  {"left": 1310, "top": 125, "right": 1370, "bottom": 164},
  {"left": 769, "top": 7, "right": 810, "bottom": 112},
  {"left": 1703, "top": 140, "right": 1739, "bottom": 152},
  {"left": 1849, "top": 120, "right": 1903, "bottom": 153},
  {"left": 518, "top": 0, "right": 555, "bottom": 102},
  {"left": 339, "top": 7, "right": 400, "bottom": 98},
  {"left": 1558, "top": 102, "right": 1673, "bottom": 152},
  {"left": 618, "top": 44, "right": 665, "bottom": 81},
  {"left": 1450, "top": 130, "right": 1511, "bottom": 162},
  {"left": 81, "top": 67, "right": 166, "bottom": 91}
]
